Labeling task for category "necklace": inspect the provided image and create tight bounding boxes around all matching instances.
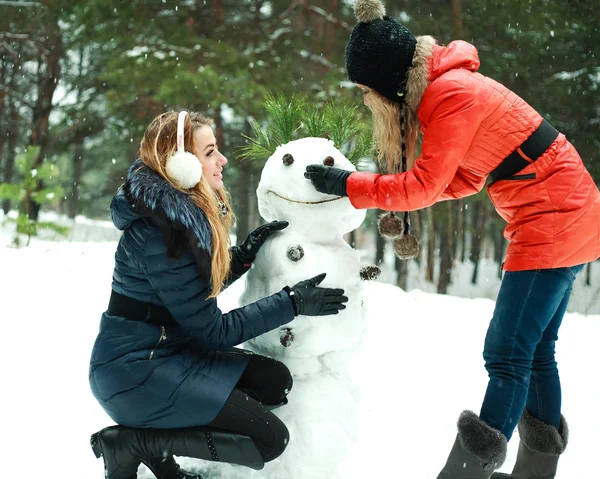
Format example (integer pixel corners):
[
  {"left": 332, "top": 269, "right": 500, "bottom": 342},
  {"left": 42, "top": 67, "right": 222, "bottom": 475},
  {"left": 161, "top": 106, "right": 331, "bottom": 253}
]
[{"left": 217, "top": 199, "right": 228, "bottom": 219}]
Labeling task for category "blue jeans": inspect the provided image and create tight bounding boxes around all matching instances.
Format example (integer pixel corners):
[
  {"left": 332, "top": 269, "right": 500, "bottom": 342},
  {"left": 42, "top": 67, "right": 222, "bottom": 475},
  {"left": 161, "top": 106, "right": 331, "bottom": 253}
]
[{"left": 479, "top": 265, "right": 584, "bottom": 441}]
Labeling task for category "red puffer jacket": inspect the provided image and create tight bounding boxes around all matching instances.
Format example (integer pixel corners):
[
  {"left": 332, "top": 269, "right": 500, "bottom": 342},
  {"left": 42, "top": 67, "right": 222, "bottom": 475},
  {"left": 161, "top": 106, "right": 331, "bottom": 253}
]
[{"left": 346, "top": 41, "right": 600, "bottom": 271}]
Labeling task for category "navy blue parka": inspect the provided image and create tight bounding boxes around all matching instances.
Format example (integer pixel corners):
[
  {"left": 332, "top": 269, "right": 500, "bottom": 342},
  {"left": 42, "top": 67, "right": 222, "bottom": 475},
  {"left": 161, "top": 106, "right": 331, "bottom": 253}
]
[{"left": 89, "top": 160, "right": 295, "bottom": 427}]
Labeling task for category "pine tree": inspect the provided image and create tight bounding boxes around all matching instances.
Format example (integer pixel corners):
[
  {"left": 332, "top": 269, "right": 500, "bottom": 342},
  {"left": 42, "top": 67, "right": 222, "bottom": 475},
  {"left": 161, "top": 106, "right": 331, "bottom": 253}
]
[{"left": 0, "top": 147, "right": 69, "bottom": 246}]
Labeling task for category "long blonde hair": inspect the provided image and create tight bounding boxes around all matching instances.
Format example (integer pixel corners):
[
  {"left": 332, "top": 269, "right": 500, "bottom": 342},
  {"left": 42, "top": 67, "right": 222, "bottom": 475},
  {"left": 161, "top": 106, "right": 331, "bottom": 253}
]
[
  {"left": 369, "top": 89, "right": 420, "bottom": 173},
  {"left": 139, "top": 111, "right": 233, "bottom": 298}
]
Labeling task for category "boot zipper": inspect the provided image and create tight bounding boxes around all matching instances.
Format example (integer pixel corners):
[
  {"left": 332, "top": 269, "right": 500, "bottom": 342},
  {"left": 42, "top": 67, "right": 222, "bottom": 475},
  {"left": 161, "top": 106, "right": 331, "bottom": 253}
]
[{"left": 149, "top": 325, "right": 166, "bottom": 360}]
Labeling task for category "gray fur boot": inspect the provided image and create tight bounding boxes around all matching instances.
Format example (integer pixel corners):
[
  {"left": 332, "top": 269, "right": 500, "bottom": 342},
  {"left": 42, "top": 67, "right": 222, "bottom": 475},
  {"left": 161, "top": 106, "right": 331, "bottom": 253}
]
[
  {"left": 491, "top": 409, "right": 568, "bottom": 479},
  {"left": 437, "top": 411, "right": 508, "bottom": 479}
]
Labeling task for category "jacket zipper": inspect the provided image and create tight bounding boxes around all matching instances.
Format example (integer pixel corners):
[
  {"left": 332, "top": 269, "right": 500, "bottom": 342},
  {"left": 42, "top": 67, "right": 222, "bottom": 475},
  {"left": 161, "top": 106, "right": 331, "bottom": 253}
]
[{"left": 149, "top": 325, "right": 166, "bottom": 360}]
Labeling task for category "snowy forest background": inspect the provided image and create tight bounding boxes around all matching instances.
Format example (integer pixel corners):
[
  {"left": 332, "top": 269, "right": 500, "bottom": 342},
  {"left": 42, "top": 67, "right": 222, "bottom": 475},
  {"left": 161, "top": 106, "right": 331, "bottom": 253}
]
[{"left": 1, "top": 0, "right": 598, "bottom": 297}]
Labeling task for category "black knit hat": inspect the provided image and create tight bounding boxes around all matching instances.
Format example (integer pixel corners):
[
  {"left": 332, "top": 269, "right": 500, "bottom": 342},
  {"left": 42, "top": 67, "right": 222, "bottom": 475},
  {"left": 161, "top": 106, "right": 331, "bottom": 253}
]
[{"left": 345, "top": 0, "right": 417, "bottom": 103}]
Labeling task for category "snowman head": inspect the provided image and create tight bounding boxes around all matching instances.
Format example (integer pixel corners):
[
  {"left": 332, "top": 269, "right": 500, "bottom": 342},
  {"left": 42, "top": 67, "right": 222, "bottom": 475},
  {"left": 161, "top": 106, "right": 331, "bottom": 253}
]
[{"left": 257, "top": 137, "right": 366, "bottom": 238}]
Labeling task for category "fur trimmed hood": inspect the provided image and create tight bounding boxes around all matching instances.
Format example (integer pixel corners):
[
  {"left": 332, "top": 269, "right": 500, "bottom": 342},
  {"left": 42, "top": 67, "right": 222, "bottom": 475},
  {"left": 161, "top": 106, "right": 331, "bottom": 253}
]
[
  {"left": 110, "top": 159, "right": 212, "bottom": 258},
  {"left": 405, "top": 35, "right": 436, "bottom": 117},
  {"left": 405, "top": 36, "right": 480, "bottom": 117}
]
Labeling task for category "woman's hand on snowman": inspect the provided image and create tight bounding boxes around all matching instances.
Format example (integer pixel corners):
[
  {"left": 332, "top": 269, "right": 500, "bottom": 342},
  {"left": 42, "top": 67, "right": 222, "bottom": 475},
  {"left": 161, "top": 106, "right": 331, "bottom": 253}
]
[
  {"left": 304, "top": 164, "right": 352, "bottom": 197},
  {"left": 233, "top": 220, "right": 289, "bottom": 263},
  {"left": 284, "top": 273, "right": 348, "bottom": 316}
]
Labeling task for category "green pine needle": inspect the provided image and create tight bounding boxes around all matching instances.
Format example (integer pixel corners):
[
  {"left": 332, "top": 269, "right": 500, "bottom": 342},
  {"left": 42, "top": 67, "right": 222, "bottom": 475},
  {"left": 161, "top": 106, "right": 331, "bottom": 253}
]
[
  {"left": 264, "top": 93, "right": 305, "bottom": 146},
  {"left": 324, "top": 102, "right": 363, "bottom": 150},
  {"left": 300, "top": 102, "right": 328, "bottom": 138},
  {"left": 238, "top": 119, "right": 276, "bottom": 161},
  {"left": 346, "top": 130, "right": 374, "bottom": 165},
  {"left": 238, "top": 94, "right": 374, "bottom": 167}
]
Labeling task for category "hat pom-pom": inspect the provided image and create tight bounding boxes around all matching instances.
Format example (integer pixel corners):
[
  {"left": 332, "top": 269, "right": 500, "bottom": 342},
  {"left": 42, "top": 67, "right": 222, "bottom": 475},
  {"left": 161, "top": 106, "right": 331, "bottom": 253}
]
[
  {"left": 393, "top": 234, "right": 420, "bottom": 260},
  {"left": 354, "top": 0, "right": 386, "bottom": 23},
  {"left": 166, "top": 151, "right": 203, "bottom": 189},
  {"left": 378, "top": 212, "right": 404, "bottom": 239}
]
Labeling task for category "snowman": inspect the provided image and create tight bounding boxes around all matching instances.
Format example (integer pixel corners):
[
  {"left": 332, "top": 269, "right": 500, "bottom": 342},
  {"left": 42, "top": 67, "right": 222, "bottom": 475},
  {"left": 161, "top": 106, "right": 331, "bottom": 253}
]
[{"left": 235, "top": 136, "right": 378, "bottom": 479}]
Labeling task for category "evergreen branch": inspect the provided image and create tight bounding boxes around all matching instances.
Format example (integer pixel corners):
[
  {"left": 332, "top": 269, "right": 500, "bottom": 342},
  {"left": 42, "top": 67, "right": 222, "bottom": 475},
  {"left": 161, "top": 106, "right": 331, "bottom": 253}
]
[
  {"left": 240, "top": 94, "right": 374, "bottom": 169},
  {"left": 324, "top": 102, "right": 362, "bottom": 149},
  {"left": 263, "top": 93, "right": 305, "bottom": 145},
  {"left": 31, "top": 186, "right": 64, "bottom": 205},
  {"left": 237, "top": 119, "right": 276, "bottom": 161},
  {"left": 0, "top": 183, "right": 23, "bottom": 201},
  {"left": 300, "top": 102, "right": 328, "bottom": 138},
  {"left": 346, "top": 130, "right": 374, "bottom": 166}
]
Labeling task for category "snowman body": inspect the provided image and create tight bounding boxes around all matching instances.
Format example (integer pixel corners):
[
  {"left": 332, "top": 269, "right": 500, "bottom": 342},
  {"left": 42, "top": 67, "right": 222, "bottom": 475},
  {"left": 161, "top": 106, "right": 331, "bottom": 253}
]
[{"left": 237, "top": 137, "right": 368, "bottom": 479}]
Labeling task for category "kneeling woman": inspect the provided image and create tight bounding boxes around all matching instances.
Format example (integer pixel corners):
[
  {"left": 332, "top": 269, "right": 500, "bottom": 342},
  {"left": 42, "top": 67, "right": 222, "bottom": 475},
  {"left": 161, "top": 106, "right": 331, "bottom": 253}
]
[{"left": 89, "top": 111, "right": 348, "bottom": 479}]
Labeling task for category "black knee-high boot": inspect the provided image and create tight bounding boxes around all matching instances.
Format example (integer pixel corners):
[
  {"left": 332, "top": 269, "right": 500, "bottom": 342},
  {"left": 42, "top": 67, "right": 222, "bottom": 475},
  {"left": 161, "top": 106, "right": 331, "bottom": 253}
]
[{"left": 90, "top": 425, "right": 265, "bottom": 479}]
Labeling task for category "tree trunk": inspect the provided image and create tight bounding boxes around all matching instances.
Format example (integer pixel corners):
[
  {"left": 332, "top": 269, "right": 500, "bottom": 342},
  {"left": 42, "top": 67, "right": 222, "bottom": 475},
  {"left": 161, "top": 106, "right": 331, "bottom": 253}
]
[
  {"left": 426, "top": 207, "right": 435, "bottom": 282},
  {"left": 2, "top": 40, "right": 21, "bottom": 214},
  {"left": 0, "top": 56, "right": 6, "bottom": 168},
  {"left": 28, "top": 25, "right": 63, "bottom": 220},
  {"left": 68, "top": 141, "right": 84, "bottom": 218},
  {"left": 452, "top": 200, "right": 462, "bottom": 262},
  {"left": 437, "top": 203, "right": 453, "bottom": 294},
  {"left": 438, "top": 232, "right": 451, "bottom": 294},
  {"left": 214, "top": 0, "right": 224, "bottom": 26},
  {"left": 493, "top": 222, "right": 506, "bottom": 279},
  {"left": 324, "top": 0, "right": 340, "bottom": 58},
  {"left": 2, "top": 95, "right": 18, "bottom": 214},
  {"left": 470, "top": 201, "right": 488, "bottom": 285},
  {"left": 294, "top": 0, "right": 308, "bottom": 32},
  {"left": 395, "top": 255, "right": 408, "bottom": 291},
  {"left": 410, "top": 210, "right": 423, "bottom": 264},
  {"left": 67, "top": 47, "right": 86, "bottom": 219},
  {"left": 452, "top": 0, "right": 464, "bottom": 39},
  {"left": 460, "top": 201, "right": 468, "bottom": 263},
  {"left": 213, "top": 105, "right": 225, "bottom": 151}
]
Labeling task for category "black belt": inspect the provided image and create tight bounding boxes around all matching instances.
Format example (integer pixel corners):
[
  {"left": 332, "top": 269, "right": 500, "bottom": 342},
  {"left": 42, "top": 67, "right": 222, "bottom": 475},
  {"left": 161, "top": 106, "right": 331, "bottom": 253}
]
[
  {"left": 490, "top": 119, "right": 559, "bottom": 183},
  {"left": 108, "top": 290, "right": 176, "bottom": 326}
]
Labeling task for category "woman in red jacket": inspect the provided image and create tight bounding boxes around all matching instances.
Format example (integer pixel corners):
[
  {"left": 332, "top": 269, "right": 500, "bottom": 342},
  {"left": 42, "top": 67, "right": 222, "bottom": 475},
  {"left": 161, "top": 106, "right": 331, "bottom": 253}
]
[{"left": 306, "top": 1, "right": 600, "bottom": 478}]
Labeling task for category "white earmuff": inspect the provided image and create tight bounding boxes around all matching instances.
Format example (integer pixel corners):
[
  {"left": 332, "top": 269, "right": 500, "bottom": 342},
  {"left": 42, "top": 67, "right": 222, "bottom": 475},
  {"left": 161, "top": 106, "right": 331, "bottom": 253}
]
[{"left": 165, "top": 110, "right": 203, "bottom": 189}]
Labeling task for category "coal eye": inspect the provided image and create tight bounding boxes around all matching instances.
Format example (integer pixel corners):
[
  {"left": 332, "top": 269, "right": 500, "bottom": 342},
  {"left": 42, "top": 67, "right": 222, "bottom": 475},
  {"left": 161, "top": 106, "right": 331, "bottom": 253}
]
[
  {"left": 282, "top": 153, "right": 294, "bottom": 166},
  {"left": 323, "top": 156, "right": 335, "bottom": 166}
]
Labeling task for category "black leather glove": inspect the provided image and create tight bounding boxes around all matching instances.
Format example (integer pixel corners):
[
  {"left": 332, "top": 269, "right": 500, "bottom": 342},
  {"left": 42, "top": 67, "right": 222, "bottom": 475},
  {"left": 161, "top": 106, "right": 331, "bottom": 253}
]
[
  {"left": 285, "top": 273, "right": 348, "bottom": 316},
  {"left": 304, "top": 164, "right": 352, "bottom": 197},
  {"left": 234, "top": 220, "right": 289, "bottom": 263}
]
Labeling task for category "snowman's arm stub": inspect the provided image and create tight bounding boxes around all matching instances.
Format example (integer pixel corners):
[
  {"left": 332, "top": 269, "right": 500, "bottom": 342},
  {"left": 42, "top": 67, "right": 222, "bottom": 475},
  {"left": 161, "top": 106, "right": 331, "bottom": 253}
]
[{"left": 360, "top": 265, "right": 381, "bottom": 281}]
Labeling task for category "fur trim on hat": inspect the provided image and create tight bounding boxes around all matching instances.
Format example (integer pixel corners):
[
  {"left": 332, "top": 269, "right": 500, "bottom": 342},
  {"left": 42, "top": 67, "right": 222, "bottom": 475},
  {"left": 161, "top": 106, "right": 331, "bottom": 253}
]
[
  {"left": 354, "top": 0, "right": 385, "bottom": 23},
  {"left": 405, "top": 35, "right": 437, "bottom": 115},
  {"left": 457, "top": 411, "right": 508, "bottom": 466},
  {"left": 123, "top": 158, "right": 212, "bottom": 275},
  {"left": 518, "top": 409, "right": 568, "bottom": 456}
]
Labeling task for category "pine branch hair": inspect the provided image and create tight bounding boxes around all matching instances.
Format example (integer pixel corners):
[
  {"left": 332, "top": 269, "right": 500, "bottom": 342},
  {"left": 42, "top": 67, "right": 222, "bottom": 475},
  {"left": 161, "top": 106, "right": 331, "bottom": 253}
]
[{"left": 139, "top": 111, "right": 234, "bottom": 298}]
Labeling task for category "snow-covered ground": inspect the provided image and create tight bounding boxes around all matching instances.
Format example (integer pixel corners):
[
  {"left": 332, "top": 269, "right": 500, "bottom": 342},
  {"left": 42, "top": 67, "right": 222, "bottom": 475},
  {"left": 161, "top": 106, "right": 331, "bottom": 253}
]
[{"left": 1, "top": 221, "right": 598, "bottom": 478}]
